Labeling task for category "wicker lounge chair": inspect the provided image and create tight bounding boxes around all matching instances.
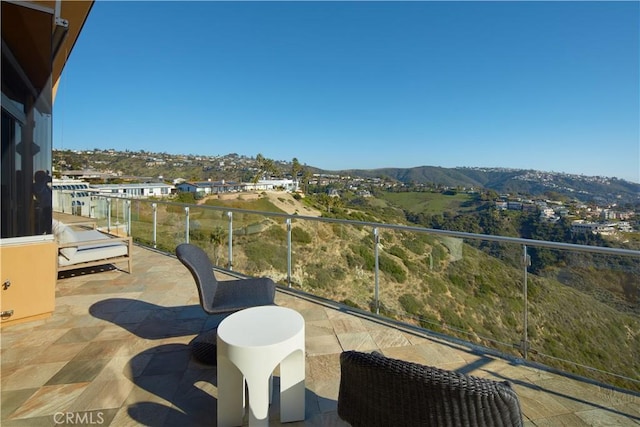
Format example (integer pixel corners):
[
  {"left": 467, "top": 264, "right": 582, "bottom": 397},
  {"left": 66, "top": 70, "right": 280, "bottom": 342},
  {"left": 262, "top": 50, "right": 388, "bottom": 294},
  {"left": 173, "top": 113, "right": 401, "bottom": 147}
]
[
  {"left": 338, "top": 350, "right": 524, "bottom": 427},
  {"left": 175, "top": 243, "right": 276, "bottom": 364}
]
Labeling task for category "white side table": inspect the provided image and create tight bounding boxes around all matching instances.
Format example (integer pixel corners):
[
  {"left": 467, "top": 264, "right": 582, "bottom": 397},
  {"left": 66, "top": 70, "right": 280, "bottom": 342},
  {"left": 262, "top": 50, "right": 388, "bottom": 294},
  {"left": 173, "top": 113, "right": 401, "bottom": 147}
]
[{"left": 217, "top": 306, "right": 305, "bottom": 427}]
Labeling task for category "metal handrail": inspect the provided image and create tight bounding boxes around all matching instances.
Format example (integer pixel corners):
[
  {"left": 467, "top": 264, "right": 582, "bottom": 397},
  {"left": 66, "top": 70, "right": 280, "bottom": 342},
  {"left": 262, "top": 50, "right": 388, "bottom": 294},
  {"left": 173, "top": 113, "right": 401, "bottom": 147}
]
[
  {"left": 52, "top": 193, "right": 640, "bottom": 389},
  {"left": 83, "top": 194, "right": 639, "bottom": 257}
]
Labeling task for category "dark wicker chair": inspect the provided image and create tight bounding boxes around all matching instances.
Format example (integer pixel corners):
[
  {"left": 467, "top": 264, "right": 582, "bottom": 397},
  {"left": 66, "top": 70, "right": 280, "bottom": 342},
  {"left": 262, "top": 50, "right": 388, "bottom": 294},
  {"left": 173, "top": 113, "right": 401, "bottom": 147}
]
[
  {"left": 337, "top": 350, "right": 524, "bottom": 427},
  {"left": 176, "top": 243, "right": 276, "bottom": 364}
]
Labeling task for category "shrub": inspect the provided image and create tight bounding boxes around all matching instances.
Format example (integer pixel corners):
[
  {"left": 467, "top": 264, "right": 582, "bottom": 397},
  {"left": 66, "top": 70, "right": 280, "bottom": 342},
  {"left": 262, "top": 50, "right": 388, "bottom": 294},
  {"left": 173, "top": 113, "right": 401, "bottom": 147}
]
[
  {"left": 173, "top": 192, "right": 196, "bottom": 204},
  {"left": 243, "top": 240, "right": 286, "bottom": 272},
  {"left": 440, "top": 306, "right": 469, "bottom": 330},
  {"left": 404, "top": 238, "right": 426, "bottom": 255},
  {"left": 399, "top": 293, "right": 424, "bottom": 315},
  {"left": 448, "top": 273, "right": 468, "bottom": 289},
  {"left": 264, "top": 225, "right": 286, "bottom": 242},
  {"left": 404, "top": 259, "right": 424, "bottom": 274},
  {"left": 291, "top": 227, "right": 312, "bottom": 244},
  {"left": 388, "top": 245, "right": 408, "bottom": 261},
  {"left": 426, "top": 277, "right": 448, "bottom": 294},
  {"left": 331, "top": 266, "right": 347, "bottom": 280},
  {"left": 188, "top": 229, "right": 206, "bottom": 242},
  {"left": 379, "top": 254, "right": 407, "bottom": 283},
  {"left": 348, "top": 244, "right": 375, "bottom": 270},
  {"left": 305, "top": 263, "right": 347, "bottom": 290},
  {"left": 369, "top": 300, "right": 394, "bottom": 319},
  {"left": 419, "top": 312, "right": 442, "bottom": 332},
  {"left": 431, "top": 243, "right": 447, "bottom": 268},
  {"left": 475, "top": 275, "right": 497, "bottom": 296},
  {"left": 306, "top": 268, "right": 333, "bottom": 289}
]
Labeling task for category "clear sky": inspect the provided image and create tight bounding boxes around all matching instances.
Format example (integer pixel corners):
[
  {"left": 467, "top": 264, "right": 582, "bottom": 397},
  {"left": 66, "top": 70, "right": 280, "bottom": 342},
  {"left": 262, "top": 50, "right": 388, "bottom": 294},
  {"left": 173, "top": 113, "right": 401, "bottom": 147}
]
[{"left": 53, "top": 1, "right": 640, "bottom": 183}]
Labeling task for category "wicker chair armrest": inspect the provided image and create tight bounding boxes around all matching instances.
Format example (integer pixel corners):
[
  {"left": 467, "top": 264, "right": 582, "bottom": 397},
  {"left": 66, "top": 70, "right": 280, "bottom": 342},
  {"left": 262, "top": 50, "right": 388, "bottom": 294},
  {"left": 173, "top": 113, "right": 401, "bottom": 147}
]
[{"left": 338, "top": 350, "right": 523, "bottom": 427}]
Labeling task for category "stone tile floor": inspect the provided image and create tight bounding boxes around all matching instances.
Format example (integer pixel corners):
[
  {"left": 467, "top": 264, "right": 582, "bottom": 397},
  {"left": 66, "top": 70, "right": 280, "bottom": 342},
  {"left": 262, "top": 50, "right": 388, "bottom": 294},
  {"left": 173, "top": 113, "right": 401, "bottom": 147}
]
[{"left": 1, "top": 245, "right": 639, "bottom": 426}]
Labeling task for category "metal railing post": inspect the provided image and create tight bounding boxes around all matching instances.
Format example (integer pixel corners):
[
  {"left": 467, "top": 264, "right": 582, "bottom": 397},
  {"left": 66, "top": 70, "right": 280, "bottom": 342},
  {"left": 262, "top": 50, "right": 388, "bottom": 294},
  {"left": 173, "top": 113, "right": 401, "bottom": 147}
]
[
  {"left": 227, "top": 211, "right": 234, "bottom": 270},
  {"left": 521, "top": 244, "right": 531, "bottom": 359},
  {"left": 374, "top": 227, "right": 380, "bottom": 315},
  {"left": 286, "top": 218, "right": 292, "bottom": 287},
  {"left": 152, "top": 203, "right": 157, "bottom": 248},
  {"left": 185, "top": 206, "right": 190, "bottom": 243}
]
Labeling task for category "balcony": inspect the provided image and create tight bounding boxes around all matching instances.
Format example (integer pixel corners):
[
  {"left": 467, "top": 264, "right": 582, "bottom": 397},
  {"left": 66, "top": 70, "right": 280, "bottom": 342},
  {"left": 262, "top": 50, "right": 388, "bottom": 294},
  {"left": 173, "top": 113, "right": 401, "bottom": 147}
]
[{"left": 2, "top": 195, "right": 638, "bottom": 425}]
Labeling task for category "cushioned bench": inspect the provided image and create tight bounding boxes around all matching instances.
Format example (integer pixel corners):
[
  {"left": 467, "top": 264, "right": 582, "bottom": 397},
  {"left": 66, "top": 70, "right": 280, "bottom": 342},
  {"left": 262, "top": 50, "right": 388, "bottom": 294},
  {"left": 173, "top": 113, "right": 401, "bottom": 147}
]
[{"left": 54, "top": 220, "right": 132, "bottom": 273}]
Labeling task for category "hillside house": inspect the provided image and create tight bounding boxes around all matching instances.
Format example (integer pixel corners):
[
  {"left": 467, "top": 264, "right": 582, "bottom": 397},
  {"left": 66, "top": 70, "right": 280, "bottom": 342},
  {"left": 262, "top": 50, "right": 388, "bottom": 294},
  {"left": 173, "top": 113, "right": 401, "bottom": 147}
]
[
  {"left": 91, "top": 183, "right": 174, "bottom": 198},
  {"left": 571, "top": 221, "right": 616, "bottom": 235},
  {"left": 176, "top": 180, "right": 243, "bottom": 196}
]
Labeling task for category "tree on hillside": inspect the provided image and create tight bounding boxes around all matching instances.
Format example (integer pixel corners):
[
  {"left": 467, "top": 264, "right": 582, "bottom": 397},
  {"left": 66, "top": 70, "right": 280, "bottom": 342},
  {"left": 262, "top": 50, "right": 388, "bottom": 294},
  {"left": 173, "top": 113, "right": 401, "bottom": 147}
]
[
  {"left": 252, "top": 153, "right": 265, "bottom": 184},
  {"left": 252, "top": 153, "right": 280, "bottom": 184},
  {"left": 291, "top": 157, "right": 302, "bottom": 190},
  {"left": 480, "top": 189, "right": 499, "bottom": 201},
  {"left": 315, "top": 193, "right": 343, "bottom": 213},
  {"left": 263, "top": 158, "right": 277, "bottom": 177},
  {"left": 301, "top": 168, "right": 312, "bottom": 194}
]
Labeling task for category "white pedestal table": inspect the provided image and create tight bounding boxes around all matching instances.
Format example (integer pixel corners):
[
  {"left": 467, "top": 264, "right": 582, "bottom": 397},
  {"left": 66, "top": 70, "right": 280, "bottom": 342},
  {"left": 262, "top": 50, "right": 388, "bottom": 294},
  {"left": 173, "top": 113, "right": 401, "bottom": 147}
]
[{"left": 217, "top": 305, "right": 305, "bottom": 426}]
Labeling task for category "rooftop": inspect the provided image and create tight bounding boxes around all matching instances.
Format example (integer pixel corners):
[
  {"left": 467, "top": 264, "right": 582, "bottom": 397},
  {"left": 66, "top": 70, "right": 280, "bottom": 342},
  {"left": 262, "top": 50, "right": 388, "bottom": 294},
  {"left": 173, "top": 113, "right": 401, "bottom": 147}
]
[{"left": 1, "top": 245, "right": 639, "bottom": 426}]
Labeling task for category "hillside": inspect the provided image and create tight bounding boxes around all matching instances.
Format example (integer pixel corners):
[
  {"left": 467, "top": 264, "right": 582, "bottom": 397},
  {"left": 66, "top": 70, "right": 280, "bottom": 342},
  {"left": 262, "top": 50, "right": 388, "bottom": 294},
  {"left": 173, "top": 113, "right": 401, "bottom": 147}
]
[
  {"left": 54, "top": 149, "right": 640, "bottom": 205},
  {"left": 336, "top": 166, "right": 640, "bottom": 205},
  {"left": 198, "top": 191, "right": 322, "bottom": 217}
]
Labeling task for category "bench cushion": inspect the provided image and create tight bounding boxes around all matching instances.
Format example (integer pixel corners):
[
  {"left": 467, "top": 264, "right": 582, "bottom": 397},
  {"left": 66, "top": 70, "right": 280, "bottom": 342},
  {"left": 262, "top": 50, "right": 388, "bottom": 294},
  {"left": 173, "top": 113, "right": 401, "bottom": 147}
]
[
  {"left": 57, "top": 229, "right": 129, "bottom": 266},
  {"left": 53, "top": 220, "right": 78, "bottom": 259}
]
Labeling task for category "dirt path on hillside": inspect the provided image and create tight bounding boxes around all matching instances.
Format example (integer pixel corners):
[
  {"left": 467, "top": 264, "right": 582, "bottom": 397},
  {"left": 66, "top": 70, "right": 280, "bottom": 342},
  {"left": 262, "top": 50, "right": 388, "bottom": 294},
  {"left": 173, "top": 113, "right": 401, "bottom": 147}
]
[
  {"left": 198, "top": 191, "right": 322, "bottom": 217},
  {"left": 262, "top": 191, "right": 322, "bottom": 217}
]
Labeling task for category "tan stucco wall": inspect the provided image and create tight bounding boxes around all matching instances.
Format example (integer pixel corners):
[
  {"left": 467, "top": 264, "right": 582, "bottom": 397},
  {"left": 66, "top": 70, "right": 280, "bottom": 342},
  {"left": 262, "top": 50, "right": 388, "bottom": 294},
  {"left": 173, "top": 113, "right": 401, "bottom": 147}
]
[{"left": 0, "top": 241, "right": 57, "bottom": 327}]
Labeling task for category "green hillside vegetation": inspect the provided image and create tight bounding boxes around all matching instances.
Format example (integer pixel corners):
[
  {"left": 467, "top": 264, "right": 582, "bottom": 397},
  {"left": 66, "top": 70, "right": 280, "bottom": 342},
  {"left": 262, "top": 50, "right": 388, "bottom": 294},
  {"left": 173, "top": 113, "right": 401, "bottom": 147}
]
[
  {"left": 346, "top": 165, "right": 639, "bottom": 205},
  {"left": 202, "top": 195, "right": 287, "bottom": 214},
  {"left": 123, "top": 190, "right": 640, "bottom": 391},
  {"left": 378, "top": 191, "right": 479, "bottom": 215}
]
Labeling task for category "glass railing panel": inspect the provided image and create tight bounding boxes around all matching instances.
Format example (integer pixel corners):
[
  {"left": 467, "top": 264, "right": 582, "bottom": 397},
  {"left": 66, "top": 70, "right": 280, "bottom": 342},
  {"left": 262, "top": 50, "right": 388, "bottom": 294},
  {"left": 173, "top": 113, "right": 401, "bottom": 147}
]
[
  {"left": 182, "top": 205, "right": 231, "bottom": 269},
  {"left": 53, "top": 191, "right": 73, "bottom": 214},
  {"left": 64, "top": 195, "right": 640, "bottom": 392},
  {"left": 128, "top": 199, "right": 155, "bottom": 247},
  {"left": 339, "top": 228, "right": 525, "bottom": 358},
  {"left": 432, "top": 236, "right": 524, "bottom": 355},
  {"left": 89, "top": 196, "right": 110, "bottom": 229},
  {"left": 106, "top": 197, "right": 129, "bottom": 236},
  {"left": 525, "top": 246, "right": 640, "bottom": 391},
  {"left": 229, "top": 210, "right": 288, "bottom": 281},
  {"left": 154, "top": 201, "right": 191, "bottom": 253},
  {"left": 289, "top": 219, "right": 376, "bottom": 309}
]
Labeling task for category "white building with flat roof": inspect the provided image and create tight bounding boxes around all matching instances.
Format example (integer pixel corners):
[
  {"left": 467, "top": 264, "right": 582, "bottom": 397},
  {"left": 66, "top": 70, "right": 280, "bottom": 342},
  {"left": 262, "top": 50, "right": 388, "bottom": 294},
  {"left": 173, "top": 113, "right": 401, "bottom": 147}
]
[
  {"left": 91, "top": 183, "right": 174, "bottom": 198},
  {"left": 52, "top": 179, "right": 93, "bottom": 216},
  {"left": 571, "top": 220, "right": 616, "bottom": 235}
]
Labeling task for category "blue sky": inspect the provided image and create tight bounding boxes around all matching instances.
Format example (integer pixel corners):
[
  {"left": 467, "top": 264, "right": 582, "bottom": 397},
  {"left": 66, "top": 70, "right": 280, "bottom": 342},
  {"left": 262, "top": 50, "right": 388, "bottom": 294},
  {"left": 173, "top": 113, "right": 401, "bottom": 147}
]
[{"left": 54, "top": 1, "right": 640, "bottom": 182}]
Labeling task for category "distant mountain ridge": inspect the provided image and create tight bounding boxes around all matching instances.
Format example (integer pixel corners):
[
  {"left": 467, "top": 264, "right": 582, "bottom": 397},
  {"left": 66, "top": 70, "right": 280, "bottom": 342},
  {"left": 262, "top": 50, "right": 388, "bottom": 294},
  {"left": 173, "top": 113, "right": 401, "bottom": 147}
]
[
  {"left": 329, "top": 166, "right": 640, "bottom": 204},
  {"left": 54, "top": 149, "right": 639, "bottom": 205}
]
